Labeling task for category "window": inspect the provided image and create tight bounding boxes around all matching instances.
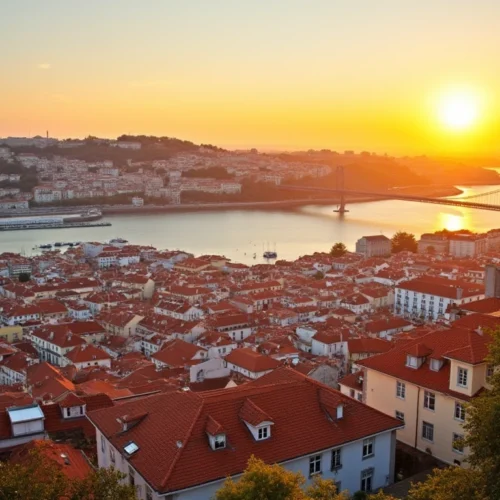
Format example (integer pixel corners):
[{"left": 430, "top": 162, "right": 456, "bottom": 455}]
[
  {"left": 331, "top": 448, "right": 342, "bottom": 470},
  {"left": 422, "top": 421, "right": 434, "bottom": 442},
  {"left": 430, "top": 359, "right": 442, "bottom": 371},
  {"left": 101, "top": 435, "right": 106, "bottom": 453},
  {"left": 146, "top": 486, "right": 153, "bottom": 500},
  {"left": 424, "top": 391, "right": 436, "bottom": 411},
  {"left": 396, "top": 381, "right": 406, "bottom": 400},
  {"left": 258, "top": 426, "right": 269, "bottom": 440},
  {"left": 357, "top": 392, "right": 363, "bottom": 402},
  {"left": 109, "top": 447, "right": 115, "bottom": 464},
  {"left": 452, "top": 433, "right": 464, "bottom": 454},
  {"left": 349, "top": 389, "right": 355, "bottom": 398},
  {"left": 128, "top": 466, "right": 135, "bottom": 487},
  {"left": 334, "top": 481, "right": 342, "bottom": 493},
  {"left": 487, "top": 365, "right": 494, "bottom": 378},
  {"left": 395, "top": 411, "right": 405, "bottom": 425},
  {"left": 309, "top": 454, "right": 322, "bottom": 476},
  {"left": 457, "top": 367, "right": 468, "bottom": 387},
  {"left": 360, "top": 468, "right": 374, "bottom": 492},
  {"left": 362, "top": 437, "right": 374, "bottom": 458},
  {"left": 214, "top": 434, "right": 226, "bottom": 449},
  {"left": 406, "top": 355, "right": 418, "bottom": 368},
  {"left": 454, "top": 402, "right": 466, "bottom": 422}
]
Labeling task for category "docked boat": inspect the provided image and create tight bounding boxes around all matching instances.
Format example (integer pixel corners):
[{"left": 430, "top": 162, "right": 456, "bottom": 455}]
[
  {"left": 54, "top": 242, "right": 63, "bottom": 247},
  {"left": 39, "top": 244, "right": 52, "bottom": 249}
]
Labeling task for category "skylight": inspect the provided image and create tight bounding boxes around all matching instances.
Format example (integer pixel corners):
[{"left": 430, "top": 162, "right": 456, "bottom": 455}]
[
  {"left": 124, "top": 441, "right": 139, "bottom": 455},
  {"left": 7, "top": 405, "right": 44, "bottom": 424}
]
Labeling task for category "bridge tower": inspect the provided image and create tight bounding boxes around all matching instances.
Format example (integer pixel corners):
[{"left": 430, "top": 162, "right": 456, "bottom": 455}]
[{"left": 333, "top": 165, "right": 348, "bottom": 214}]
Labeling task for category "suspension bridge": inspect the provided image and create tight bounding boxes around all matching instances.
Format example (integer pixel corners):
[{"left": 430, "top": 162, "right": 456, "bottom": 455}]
[{"left": 280, "top": 166, "right": 500, "bottom": 214}]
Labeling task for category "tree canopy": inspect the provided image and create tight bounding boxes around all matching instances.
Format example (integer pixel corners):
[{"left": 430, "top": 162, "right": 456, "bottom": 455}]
[
  {"left": 0, "top": 447, "right": 137, "bottom": 500},
  {"left": 391, "top": 231, "right": 417, "bottom": 253},
  {"left": 330, "top": 242, "right": 347, "bottom": 257},
  {"left": 214, "top": 456, "right": 347, "bottom": 500}
]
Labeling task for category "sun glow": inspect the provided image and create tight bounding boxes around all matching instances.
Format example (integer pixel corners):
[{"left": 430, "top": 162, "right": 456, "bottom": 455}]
[{"left": 437, "top": 89, "right": 481, "bottom": 131}]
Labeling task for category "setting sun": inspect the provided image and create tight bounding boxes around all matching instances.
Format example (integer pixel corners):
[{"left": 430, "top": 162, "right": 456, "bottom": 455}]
[{"left": 438, "top": 90, "right": 480, "bottom": 131}]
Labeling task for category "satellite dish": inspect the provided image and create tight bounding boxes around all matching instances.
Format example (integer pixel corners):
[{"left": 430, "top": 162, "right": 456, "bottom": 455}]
[
  {"left": 292, "top": 357, "right": 299, "bottom": 366},
  {"left": 176, "top": 440, "right": 183, "bottom": 448}
]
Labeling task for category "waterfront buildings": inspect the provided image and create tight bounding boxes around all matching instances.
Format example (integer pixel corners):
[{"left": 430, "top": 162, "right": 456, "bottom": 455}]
[{"left": 356, "top": 235, "right": 391, "bottom": 257}]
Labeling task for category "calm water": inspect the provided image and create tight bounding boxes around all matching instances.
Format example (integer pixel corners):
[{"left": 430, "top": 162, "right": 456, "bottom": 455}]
[{"left": 1, "top": 184, "right": 499, "bottom": 265}]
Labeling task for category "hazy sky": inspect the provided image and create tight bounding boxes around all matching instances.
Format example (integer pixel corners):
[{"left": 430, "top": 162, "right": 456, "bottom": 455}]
[{"left": 2, "top": 1, "right": 499, "bottom": 155}]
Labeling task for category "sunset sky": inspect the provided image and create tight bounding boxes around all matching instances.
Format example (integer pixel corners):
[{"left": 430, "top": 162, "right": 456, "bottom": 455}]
[{"left": 2, "top": 1, "right": 499, "bottom": 155}]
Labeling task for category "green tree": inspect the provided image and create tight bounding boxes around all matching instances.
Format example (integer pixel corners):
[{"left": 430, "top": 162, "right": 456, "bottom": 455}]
[
  {"left": 0, "top": 449, "right": 68, "bottom": 500},
  {"left": 330, "top": 242, "right": 347, "bottom": 257},
  {"left": 70, "top": 467, "right": 138, "bottom": 500},
  {"left": 214, "top": 456, "right": 346, "bottom": 500},
  {"left": 18, "top": 272, "right": 31, "bottom": 283},
  {"left": 463, "top": 326, "right": 500, "bottom": 499},
  {"left": 406, "top": 466, "right": 484, "bottom": 500},
  {"left": 0, "top": 447, "right": 138, "bottom": 500},
  {"left": 391, "top": 231, "right": 417, "bottom": 253},
  {"left": 314, "top": 271, "right": 324, "bottom": 280}
]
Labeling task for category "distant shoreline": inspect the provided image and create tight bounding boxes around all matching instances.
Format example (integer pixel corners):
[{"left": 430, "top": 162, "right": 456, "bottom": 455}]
[{"left": 0, "top": 184, "right": 475, "bottom": 218}]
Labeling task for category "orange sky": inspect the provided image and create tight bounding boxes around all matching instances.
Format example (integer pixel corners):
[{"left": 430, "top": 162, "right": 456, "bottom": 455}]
[{"left": 1, "top": 1, "right": 499, "bottom": 156}]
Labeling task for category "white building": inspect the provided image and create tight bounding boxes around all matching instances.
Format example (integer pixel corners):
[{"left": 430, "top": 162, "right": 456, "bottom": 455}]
[
  {"left": 395, "top": 277, "right": 484, "bottom": 321},
  {"left": 88, "top": 367, "right": 401, "bottom": 500}
]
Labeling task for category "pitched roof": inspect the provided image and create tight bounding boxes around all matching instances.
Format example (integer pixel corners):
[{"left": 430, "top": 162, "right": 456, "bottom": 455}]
[
  {"left": 88, "top": 367, "right": 401, "bottom": 495},
  {"left": 151, "top": 339, "right": 206, "bottom": 367},
  {"left": 224, "top": 348, "right": 280, "bottom": 373},
  {"left": 10, "top": 440, "right": 92, "bottom": 480},
  {"left": 358, "top": 328, "right": 491, "bottom": 399}
]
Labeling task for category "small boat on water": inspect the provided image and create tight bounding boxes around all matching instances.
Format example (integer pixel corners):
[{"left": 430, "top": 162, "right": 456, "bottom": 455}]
[
  {"left": 263, "top": 242, "right": 278, "bottom": 259},
  {"left": 39, "top": 244, "right": 52, "bottom": 249},
  {"left": 263, "top": 251, "right": 278, "bottom": 259},
  {"left": 54, "top": 242, "right": 63, "bottom": 247},
  {"left": 109, "top": 238, "right": 128, "bottom": 245}
]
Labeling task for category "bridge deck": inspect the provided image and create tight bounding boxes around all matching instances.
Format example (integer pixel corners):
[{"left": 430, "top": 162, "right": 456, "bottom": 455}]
[{"left": 279, "top": 185, "right": 500, "bottom": 212}]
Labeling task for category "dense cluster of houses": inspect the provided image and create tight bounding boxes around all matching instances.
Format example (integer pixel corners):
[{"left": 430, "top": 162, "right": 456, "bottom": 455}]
[
  {"left": 0, "top": 140, "right": 332, "bottom": 209},
  {"left": 0, "top": 238, "right": 499, "bottom": 498}
]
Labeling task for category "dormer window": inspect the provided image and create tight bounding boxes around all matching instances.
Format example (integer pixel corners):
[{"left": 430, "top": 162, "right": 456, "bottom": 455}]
[
  {"left": 406, "top": 355, "right": 418, "bottom": 368},
  {"left": 257, "top": 426, "right": 269, "bottom": 440},
  {"left": 214, "top": 434, "right": 226, "bottom": 449},
  {"left": 430, "top": 359, "right": 443, "bottom": 372}
]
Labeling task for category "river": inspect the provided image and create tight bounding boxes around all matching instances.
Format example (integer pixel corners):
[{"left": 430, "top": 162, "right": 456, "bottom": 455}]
[{"left": 1, "top": 184, "right": 499, "bottom": 265}]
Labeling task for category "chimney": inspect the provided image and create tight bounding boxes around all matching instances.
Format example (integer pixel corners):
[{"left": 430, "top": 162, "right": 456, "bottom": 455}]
[{"left": 456, "top": 287, "right": 463, "bottom": 300}]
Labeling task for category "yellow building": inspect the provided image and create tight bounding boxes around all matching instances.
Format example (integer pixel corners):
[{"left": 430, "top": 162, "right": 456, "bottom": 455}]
[
  {"left": 0, "top": 326, "right": 23, "bottom": 343},
  {"left": 357, "top": 327, "right": 491, "bottom": 467}
]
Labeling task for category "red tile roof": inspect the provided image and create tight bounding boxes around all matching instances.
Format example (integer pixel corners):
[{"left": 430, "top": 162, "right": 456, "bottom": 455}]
[
  {"left": 10, "top": 440, "right": 92, "bottom": 480},
  {"left": 224, "top": 348, "right": 281, "bottom": 373},
  {"left": 347, "top": 338, "right": 392, "bottom": 355},
  {"left": 151, "top": 339, "right": 206, "bottom": 367},
  {"left": 358, "top": 328, "right": 491, "bottom": 399},
  {"left": 88, "top": 367, "right": 401, "bottom": 495}
]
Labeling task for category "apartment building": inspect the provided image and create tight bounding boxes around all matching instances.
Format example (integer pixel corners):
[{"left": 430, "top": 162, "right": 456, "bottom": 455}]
[
  {"left": 358, "top": 327, "right": 491, "bottom": 466},
  {"left": 355, "top": 236, "right": 391, "bottom": 257},
  {"left": 394, "top": 277, "right": 484, "bottom": 321}
]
